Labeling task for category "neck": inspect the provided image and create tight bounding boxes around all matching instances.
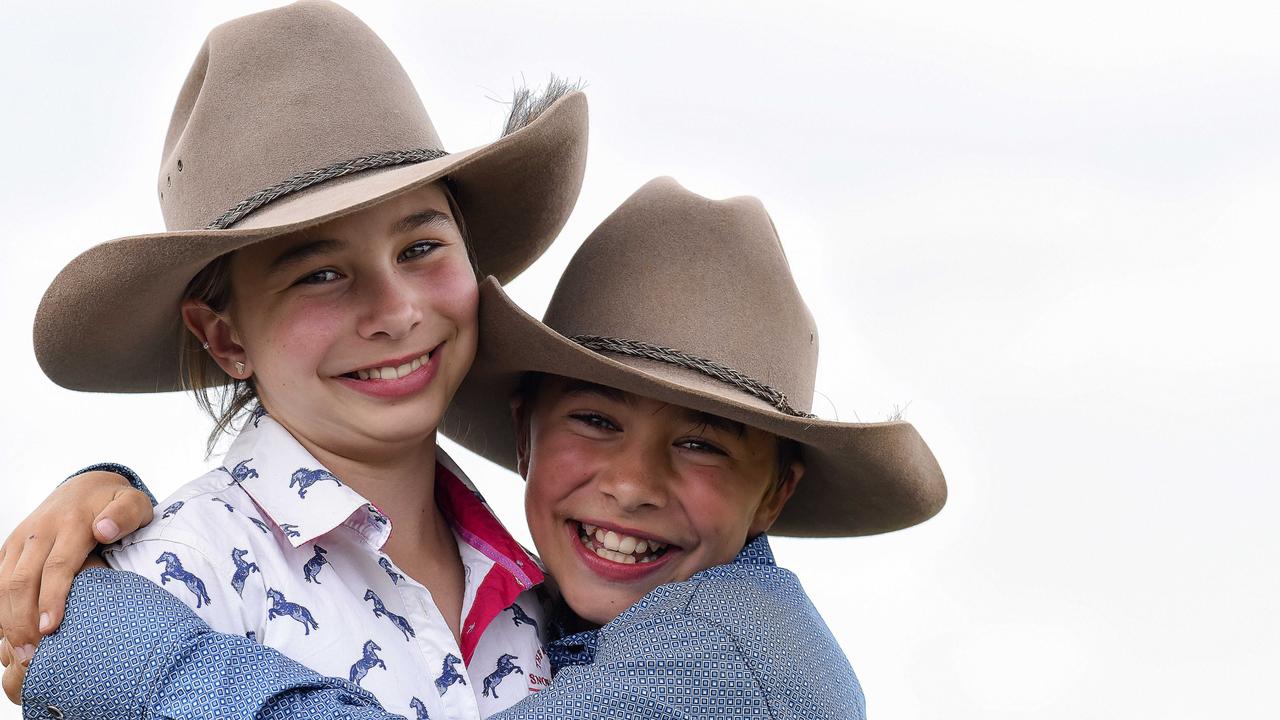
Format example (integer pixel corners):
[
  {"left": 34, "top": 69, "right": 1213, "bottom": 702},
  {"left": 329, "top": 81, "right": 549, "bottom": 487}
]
[{"left": 279, "top": 422, "right": 451, "bottom": 553}]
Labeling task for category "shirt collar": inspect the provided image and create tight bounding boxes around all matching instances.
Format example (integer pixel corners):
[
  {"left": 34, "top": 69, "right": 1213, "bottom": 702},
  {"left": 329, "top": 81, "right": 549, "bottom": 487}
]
[{"left": 222, "top": 412, "right": 390, "bottom": 548}]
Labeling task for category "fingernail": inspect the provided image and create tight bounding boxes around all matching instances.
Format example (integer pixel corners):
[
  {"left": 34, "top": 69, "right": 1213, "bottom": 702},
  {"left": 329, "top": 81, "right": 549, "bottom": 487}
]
[
  {"left": 14, "top": 645, "right": 35, "bottom": 665},
  {"left": 96, "top": 518, "right": 120, "bottom": 541},
  {"left": 38, "top": 613, "right": 51, "bottom": 633}
]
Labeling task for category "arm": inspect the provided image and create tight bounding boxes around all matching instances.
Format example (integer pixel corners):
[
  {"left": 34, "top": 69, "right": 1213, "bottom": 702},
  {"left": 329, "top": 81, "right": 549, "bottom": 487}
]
[
  {"left": 22, "top": 568, "right": 403, "bottom": 720},
  {"left": 0, "top": 467, "right": 155, "bottom": 650}
]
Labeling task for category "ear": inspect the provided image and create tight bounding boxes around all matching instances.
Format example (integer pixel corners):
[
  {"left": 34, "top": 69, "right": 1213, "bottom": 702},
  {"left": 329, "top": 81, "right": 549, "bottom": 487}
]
[
  {"left": 509, "top": 395, "right": 532, "bottom": 480},
  {"left": 182, "top": 298, "right": 251, "bottom": 380},
  {"left": 748, "top": 459, "right": 804, "bottom": 536}
]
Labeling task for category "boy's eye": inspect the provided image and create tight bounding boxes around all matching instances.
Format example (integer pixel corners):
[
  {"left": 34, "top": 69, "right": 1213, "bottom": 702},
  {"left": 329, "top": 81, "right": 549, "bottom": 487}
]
[
  {"left": 569, "top": 412, "right": 620, "bottom": 433},
  {"left": 399, "top": 240, "right": 443, "bottom": 262},
  {"left": 296, "top": 268, "right": 341, "bottom": 285},
  {"left": 676, "top": 438, "right": 728, "bottom": 456}
]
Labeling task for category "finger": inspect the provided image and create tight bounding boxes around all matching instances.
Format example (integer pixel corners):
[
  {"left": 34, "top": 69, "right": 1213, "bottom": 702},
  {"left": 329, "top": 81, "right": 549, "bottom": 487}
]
[
  {"left": 92, "top": 487, "right": 155, "bottom": 544},
  {"left": 0, "top": 541, "right": 17, "bottom": 636},
  {"left": 3, "top": 658, "right": 24, "bottom": 705},
  {"left": 0, "top": 637, "right": 12, "bottom": 667},
  {"left": 35, "top": 533, "right": 96, "bottom": 637},
  {"left": 1, "top": 534, "right": 54, "bottom": 649}
]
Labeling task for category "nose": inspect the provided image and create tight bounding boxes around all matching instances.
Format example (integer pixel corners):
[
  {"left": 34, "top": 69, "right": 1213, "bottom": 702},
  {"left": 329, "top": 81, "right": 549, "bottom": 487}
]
[
  {"left": 597, "top": 441, "right": 670, "bottom": 513},
  {"left": 355, "top": 269, "right": 422, "bottom": 340}
]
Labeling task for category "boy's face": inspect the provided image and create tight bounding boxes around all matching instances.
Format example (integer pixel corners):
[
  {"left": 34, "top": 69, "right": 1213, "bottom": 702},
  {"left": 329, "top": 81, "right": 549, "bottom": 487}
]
[{"left": 516, "top": 376, "right": 802, "bottom": 626}]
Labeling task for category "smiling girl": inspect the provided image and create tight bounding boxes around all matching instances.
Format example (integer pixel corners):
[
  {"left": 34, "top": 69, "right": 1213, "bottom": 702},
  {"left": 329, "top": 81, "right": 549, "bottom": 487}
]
[{"left": 2, "top": 2, "right": 586, "bottom": 718}]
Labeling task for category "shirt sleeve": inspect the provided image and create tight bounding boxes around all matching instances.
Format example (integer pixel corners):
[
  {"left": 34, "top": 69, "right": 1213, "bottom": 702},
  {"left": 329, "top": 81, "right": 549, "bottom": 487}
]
[
  {"left": 23, "top": 568, "right": 403, "bottom": 720},
  {"left": 66, "top": 463, "right": 158, "bottom": 507},
  {"left": 103, "top": 535, "right": 257, "bottom": 636},
  {"left": 489, "top": 685, "right": 696, "bottom": 720}
]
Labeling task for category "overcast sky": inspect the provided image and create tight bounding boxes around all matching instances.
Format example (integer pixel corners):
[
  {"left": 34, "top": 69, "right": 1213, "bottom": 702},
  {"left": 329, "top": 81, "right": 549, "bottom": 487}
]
[{"left": 2, "top": 2, "right": 1277, "bottom": 718}]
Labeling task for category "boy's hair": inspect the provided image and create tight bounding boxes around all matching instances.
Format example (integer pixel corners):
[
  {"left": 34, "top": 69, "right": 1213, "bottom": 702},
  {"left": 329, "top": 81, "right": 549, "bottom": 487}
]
[
  {"left": 517, "top": 372, "right": 801, "bottom": 487},
  {"left": 179, "top": 181, "right": 476, "bottom": 456}
]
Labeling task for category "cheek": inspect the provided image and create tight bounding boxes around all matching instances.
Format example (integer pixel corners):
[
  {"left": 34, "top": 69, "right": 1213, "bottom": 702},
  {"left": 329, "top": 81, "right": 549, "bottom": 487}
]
[
  {"left": 421, "top": 257, "right": 479, "bottom": 333},
  {"left": 241, "top": 302, "right": 346, "bottom": 376}
]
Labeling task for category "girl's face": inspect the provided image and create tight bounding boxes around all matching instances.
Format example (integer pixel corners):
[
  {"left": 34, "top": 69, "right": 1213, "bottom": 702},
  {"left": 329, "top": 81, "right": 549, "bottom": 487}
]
[{"left": 195, "top": 183, "right": 478, "bottom": 460}]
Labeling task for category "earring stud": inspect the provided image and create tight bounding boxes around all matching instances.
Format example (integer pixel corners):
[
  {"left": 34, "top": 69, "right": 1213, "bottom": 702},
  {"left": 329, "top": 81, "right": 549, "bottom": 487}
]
[
  {"left": 201, "top": 342, "right": 210, "bottom": 350},
  {"left": 234, "top": 361, "right": 245, "bottom": 374}
]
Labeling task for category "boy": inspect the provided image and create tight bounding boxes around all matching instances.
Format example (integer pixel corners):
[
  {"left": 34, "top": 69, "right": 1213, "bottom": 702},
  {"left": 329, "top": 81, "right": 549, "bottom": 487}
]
[{"left": 5, "top": 178, "right": 945, "bottom": 719}]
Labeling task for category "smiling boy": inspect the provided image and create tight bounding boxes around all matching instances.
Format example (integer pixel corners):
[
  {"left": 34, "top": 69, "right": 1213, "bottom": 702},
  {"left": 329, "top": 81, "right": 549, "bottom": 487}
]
[{"left": 7, "top": 178, "right": 946, "bottom": 719}]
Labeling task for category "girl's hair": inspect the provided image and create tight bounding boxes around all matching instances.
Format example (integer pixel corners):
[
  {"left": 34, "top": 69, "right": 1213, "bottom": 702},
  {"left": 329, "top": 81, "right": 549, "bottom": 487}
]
[{"left": 178, "top": 180, "right": 476, "bottom": 456}]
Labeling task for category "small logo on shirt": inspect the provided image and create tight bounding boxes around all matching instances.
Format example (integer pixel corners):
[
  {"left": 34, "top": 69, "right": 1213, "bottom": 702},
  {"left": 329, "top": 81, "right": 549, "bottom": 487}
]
[
  {"left": 481, "top": 653, "right": 524, "bottom": 699},
  {"left": 348, "top": 640, "right": 386, "bottom": 686},
  {"left": 288, "top": 467, "right": 343, "bottom": 498},
  {"left": 434, "top": 653, "right": 466, "bottom": 695},
  {"left": 155, "top": 551, "right": 212, "bottom": 608},
  {"left": 266, "top": 588, "right": 319, "bottom": 635},
  {"left": 230, "top": 548, "right": 260, "bottom": 596}
]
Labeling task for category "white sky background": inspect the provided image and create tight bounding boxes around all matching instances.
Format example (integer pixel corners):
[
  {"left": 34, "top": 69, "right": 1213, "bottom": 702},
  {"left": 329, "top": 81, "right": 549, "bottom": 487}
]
[{"left": 2, "top": 1, "right": 1277, "bottom": 718}]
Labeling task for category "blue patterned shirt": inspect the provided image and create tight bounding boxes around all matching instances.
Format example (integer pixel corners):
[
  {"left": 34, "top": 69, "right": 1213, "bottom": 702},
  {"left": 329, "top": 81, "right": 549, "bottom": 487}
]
[{"left": 24, "top": 534, "right": 863, "bottom": 719}]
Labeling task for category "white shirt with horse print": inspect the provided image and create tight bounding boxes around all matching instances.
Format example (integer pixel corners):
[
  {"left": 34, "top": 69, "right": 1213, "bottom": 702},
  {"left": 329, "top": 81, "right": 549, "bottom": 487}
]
[{"left": 102, "top": 412, "right": 552, "bottom": 720}]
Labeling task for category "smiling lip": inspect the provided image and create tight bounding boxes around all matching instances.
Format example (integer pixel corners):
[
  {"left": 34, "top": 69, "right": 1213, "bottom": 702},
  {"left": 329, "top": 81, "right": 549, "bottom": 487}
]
[
  {"left": 334, "top": 344, "right": 442, "bottom": 399},
  {"left": 565, "top": 519, "right": 678, "bottom": 583}
]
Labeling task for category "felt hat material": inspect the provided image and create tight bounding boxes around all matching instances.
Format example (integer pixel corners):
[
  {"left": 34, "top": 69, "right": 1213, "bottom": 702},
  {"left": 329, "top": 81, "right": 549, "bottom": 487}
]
[
  {"left": 34, "top": 0, "right": 587, "bottom": 392},
  {"left": 442, "top": 178, "right": 947, "bottom": 537}
]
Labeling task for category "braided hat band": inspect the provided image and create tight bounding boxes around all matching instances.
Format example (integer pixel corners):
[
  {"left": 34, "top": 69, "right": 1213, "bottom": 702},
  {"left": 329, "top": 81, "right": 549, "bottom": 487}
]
[
  {"left": 206, "top": 148, "right": 450, "bottom": 230},
  {"left": 571, "top": 335, "right": 817, "bottom": 419}
]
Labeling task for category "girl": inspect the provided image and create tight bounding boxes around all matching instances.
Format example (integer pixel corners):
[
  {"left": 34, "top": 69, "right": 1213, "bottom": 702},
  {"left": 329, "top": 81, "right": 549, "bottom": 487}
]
[{"left": 2, "top": 2, "right": 586, "bottom": 718}]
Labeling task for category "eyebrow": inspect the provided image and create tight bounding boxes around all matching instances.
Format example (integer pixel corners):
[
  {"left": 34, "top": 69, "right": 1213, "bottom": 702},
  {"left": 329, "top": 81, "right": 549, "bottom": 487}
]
[
  {"left": 267, "top": 237, "right": 347, "bottom": 274},
  {"left": 681, "top": 410, "right": 746, "bottom": 438},
  {"left": 391, "top": 209, "right": 454, "bottom": 235},
  {"left": 558, "top": 379, "right": 635, "bottom": 406}
]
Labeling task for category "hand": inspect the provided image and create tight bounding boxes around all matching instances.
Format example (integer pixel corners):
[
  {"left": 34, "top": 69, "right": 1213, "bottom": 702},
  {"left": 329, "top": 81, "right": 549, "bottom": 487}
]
[
  {"left": 0, "top": 472, "right": 153, "bottom": 649},
  {"left": 0, "top": 555, "right": 109, "bottom": 705}
]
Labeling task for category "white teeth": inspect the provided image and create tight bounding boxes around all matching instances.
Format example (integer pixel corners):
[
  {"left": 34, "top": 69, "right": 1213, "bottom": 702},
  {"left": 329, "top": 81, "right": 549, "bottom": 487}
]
[
  {"left": 353, "top": 353, "right": 430, "bottom": 381},
  {"left": 577, "top": 522, "right": 667, "bottom": 564}
]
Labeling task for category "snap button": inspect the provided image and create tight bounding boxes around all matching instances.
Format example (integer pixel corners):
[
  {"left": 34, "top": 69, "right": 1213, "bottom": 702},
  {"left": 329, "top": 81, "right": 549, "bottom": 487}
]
[{"left": 46, "top": 705, "right": 64, "bottom": 719}]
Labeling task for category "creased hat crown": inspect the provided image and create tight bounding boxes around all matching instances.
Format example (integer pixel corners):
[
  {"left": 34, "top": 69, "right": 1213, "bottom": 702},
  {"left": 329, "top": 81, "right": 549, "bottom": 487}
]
[
  {"left": 543, "top": 177, "right": 820, "bottom": 414},
  {"left": 159, "top": 0, "right": 443, "bottom": 231}
]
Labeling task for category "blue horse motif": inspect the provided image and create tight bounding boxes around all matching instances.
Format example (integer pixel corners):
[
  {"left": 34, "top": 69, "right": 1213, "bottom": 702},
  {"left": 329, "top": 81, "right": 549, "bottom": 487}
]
[
  {"left": 265, "top": 588, "right": 319, "bottom": 635},
  {"left": 210, "top": 497, "right": 236, "bottom": 513},
  {"left": 250, "top": 404, "right": 269, "bottom": 427},
  {"left": 230, "top": 548, "right": 260, "bottom": 596},
  {"left": 434, "top": 653, "right": 466, "bottom": 695},
  {"left": 280, "top": 523, "right": 301, "bottom": 539},
  {"left": 217, "top": 459, "right": 260, "bottom": 485},
  {"left": 248, "top": 517, "right": 271, "bottom": 534},
  {"left": 409, "top": 697, "right": 430, "bottom": 720},
  {"left": 160, "top": 501, "right": 184, "bottom": 519},
  {"left": 378, "top": 557, "right": 404, "bottom": 585},
  {"left": 506, "top": 602, "right": 539, "bottom": 632},
  {"left": 367, "top": 507, "right": 389, "bottom": 526},
  {"left": 289, "top": 468, "right": 343, "bottom": 498},
  {"left": 348, "top": 640, "right": 386, "bottom": 686},
  {"left": 155, "top": 551, "right": 212, "bottom": 608},
  {"left": 481, "top": 654, "right": 524, "bottom": 699},
  {"left": 363, "top": 589, "right": 415, "bottom": 641},
  {"left": 246, "top": 630, "right": 257, "bottom": 642},
  {"left": 302, "top": 544, "right": 329, "bottom": 584}
]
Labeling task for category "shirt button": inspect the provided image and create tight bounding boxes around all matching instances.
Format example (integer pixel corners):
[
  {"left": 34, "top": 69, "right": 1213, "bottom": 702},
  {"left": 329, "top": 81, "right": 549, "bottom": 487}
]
[{"left": 46, "top": 705, "right": 65, "bottom": 719}]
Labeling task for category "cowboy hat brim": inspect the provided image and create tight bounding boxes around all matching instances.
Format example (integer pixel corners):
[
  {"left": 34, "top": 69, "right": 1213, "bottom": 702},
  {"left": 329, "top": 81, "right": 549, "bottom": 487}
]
[
  {"left": 34, "top": 91, "right": 587, "bottom": 393},
  {"left": 442, "top": 278, "right": 948, "bottom": 538}
]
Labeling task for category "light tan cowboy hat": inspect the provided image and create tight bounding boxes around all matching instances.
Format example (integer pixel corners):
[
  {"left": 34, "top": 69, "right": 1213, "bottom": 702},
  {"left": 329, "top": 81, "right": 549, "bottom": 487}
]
[
  {"left": 34, "top": 0, "right": 587, "bottom": 392},
  {"left": 442, "top": 177, "right": 946, "bottom": 537}
]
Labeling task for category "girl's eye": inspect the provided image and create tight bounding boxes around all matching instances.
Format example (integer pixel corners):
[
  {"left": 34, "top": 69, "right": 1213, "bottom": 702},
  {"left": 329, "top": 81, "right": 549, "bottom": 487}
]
[
  {"left": 399, "top": 240, "right": 443, "bottom": 262},
  {"left": 296, "top": 268, "right": 341, "bottom": 285},
  {"left": 569, "top": 412, "right": 619, "bottom": 433}
]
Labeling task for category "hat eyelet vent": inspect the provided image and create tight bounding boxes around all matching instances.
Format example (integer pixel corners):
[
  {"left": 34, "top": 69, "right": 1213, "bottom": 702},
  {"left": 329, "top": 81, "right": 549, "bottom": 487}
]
[{"left": 177, "top": 159, "right": 184, "bottom": 172}]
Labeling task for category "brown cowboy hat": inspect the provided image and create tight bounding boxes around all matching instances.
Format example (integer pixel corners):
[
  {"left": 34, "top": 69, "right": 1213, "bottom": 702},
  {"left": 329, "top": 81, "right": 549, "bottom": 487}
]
[
  {"left": 33, "top": 0, "right": 587, "bottom": 392},
  {"left": 442, "top": 177, "right": 947, "bottom": 537}
]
